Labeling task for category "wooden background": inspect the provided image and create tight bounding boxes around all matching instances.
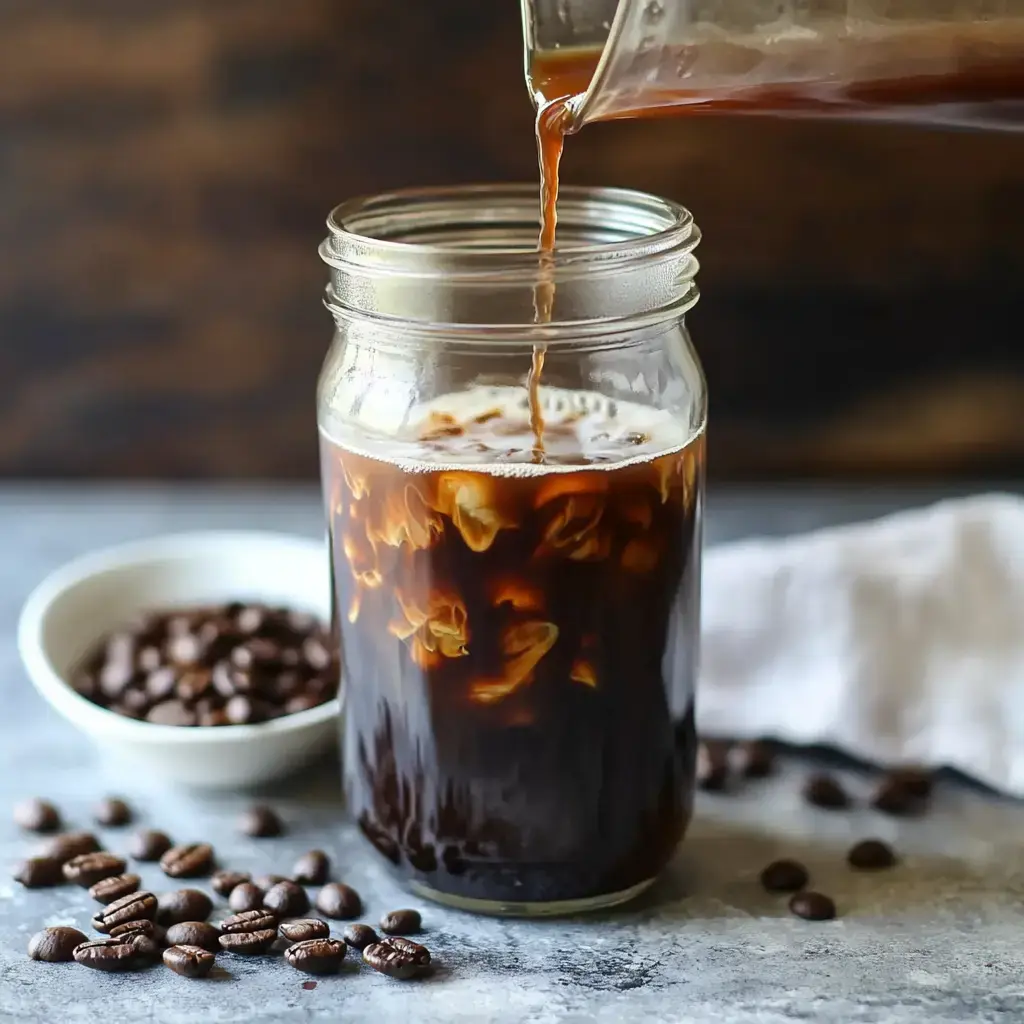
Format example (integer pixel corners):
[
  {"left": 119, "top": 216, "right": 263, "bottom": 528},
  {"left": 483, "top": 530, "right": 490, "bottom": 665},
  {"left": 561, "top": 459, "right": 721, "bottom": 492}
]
[{"left": 2, "top": 0, "right": 1022, "bottom": 480}]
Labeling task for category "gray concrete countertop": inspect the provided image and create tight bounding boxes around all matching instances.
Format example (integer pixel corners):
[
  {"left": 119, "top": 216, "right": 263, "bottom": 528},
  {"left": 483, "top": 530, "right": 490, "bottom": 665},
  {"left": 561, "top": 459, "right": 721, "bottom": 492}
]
[{"left": 1, "top": 484, "right": 1023, "bottom": 1024}]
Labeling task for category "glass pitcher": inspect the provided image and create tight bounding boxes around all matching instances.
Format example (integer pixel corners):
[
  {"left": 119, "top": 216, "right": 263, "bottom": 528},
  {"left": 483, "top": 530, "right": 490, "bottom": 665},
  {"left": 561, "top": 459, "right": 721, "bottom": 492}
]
[{"left": 522, "top": 0, "right": 1024, "bottom": 131}]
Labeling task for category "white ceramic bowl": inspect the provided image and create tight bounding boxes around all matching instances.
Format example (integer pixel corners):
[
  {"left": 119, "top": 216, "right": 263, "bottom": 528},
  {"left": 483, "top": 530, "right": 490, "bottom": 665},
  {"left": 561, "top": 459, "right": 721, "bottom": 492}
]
[{"left": 18, "top": 531, "right": 340, "bottom": 789}]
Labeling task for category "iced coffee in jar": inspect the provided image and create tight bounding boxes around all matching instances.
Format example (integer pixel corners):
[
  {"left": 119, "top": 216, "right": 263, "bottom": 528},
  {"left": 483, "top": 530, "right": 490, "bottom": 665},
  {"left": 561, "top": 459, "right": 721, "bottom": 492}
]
[{"left": 318, "top": 185, "right": 705, "bottom": 915}]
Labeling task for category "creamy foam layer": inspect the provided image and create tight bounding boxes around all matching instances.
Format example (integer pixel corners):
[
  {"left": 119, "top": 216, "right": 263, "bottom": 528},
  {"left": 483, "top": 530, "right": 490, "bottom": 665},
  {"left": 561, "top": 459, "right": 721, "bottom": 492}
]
[{"left": 320, "top": 386, "right": 701, "bottom": 475}]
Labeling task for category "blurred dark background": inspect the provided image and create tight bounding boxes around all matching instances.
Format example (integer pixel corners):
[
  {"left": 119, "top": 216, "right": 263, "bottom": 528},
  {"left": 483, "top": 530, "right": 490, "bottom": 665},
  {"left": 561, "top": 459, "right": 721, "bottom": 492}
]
[{"left": 2, "top": 0, "right": 1023, "bottom": 480}]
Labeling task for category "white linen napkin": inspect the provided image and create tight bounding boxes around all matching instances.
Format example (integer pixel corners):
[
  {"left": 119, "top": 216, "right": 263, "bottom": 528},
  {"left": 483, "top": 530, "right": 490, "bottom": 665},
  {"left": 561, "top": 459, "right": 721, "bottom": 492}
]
[{"left": 698, "top": 493, "right": 1024, "bottom": 795}]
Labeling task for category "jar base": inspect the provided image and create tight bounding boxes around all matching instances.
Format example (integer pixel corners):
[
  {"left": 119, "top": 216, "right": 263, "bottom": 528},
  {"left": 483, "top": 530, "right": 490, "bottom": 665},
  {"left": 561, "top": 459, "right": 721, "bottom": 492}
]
[{"left": 406, "top": 875, "right": 657, "bottom": 918}]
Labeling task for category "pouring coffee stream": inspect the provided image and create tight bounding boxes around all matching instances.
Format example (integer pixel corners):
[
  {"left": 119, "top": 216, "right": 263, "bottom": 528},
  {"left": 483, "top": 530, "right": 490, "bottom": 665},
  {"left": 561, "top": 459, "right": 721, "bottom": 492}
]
[{"left": 524, "top": 0, "right": 1024, "bottom": 454}]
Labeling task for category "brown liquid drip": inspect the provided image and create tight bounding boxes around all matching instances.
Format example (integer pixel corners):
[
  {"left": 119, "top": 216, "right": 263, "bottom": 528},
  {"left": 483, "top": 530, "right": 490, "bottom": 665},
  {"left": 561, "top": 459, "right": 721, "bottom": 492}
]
[{"left": 529, "top": 99, "right": 570, "bottom": 462}]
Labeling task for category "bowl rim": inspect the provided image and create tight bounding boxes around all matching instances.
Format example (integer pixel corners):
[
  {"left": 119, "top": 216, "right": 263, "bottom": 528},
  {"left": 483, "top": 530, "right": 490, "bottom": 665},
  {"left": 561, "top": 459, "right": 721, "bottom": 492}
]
[{"left": 18, "top": 529, "right": 340, "bottom": 745}]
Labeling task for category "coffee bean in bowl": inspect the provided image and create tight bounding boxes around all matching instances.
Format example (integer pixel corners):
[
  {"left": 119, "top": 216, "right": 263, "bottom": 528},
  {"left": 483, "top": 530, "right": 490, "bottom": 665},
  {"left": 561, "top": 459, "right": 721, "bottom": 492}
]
[
  {"left": 17, "top": 532, "right": 339, "bottom": 788},
  {"left": 75, "top": 604, "right": 337, "bottom": 727}
]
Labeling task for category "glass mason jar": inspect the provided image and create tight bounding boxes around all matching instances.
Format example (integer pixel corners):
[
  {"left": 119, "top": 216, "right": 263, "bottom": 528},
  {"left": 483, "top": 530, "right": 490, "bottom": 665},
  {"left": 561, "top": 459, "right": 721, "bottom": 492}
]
[{"left": 317, "top": 184, "right": 706, "bottom": 916}]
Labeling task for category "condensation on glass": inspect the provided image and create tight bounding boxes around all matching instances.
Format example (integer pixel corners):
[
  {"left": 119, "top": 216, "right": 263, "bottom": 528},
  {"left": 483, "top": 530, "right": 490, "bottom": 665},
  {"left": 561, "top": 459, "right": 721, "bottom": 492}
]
[{"left": 317, "top": 185, "right": 706, "bottom": 915}]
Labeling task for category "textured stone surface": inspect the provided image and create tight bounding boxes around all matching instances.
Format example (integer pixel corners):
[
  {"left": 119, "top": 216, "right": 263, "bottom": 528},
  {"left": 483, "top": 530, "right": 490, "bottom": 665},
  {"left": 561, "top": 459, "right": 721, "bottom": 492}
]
[{"left": 2, "top": 484, "right": 1023, "bottom": 1023}]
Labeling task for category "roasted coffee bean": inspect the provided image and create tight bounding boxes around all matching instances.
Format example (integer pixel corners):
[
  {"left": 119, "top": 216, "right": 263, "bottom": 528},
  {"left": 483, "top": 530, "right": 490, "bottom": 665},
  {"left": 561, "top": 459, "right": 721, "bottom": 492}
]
[
  {"left": 238, "top": 805, "right": 284, "bottom": 838},
  {"left": 14, "top": 856, "right": 64, "bottom": 888},
  {"left": 380, "top": 909, "right": 421, "bottom": 935},
  {"left": 279, "top": 919, "right": 330, "bottom": 944},
  {"left": 291, "top": 849, "right": 329, "bottom": 885},
  {"left": 146, "top": 699, "right": 198, "bottom": 726},
  {"left": 89, "top": 873, "right": 141, "bottom": 904},
  {"left": 63, "top": 851, "right": 127, "bottom": 887},
  {"left": 759, "top": 859, "right": 809, "bottom": 893},
  {"left": 284, "top": 938, "right": 347, "bottom": 975},
  {"left": 803, "top": 773, "right": 851, "bottom": 810},
  {"left": 160, "top": 843, "right": 214, "bottom": 878},
  {"left": 220, "top": 908, "right": 278, "bottom": 934},
  {"left": 28, "top": 926, "right": 88, "bottom": 962},
  {"left": 92, "top": 891, "right": 158, "bottom": 933},
  {"left": 211, "top": 870, "right": 250, "bottom": 897},
  {"left": 40, "top": 831, "right": 99, "bottom": 863},
  {"left": 696, "top": 739, "right": 731, "bottom": 792},
  {"left": 218, "top": 929, "right": 277, "bottom": 955},
  {"left": 363, "top": 937, "right": 431, "bottom": 979},
  {"left": 93, "top": 797, "right": 132, "bottom": 827},
  {"left": 734, "top": 740, "right": 775, "bottom": 779},
  {"left": 129, "top": 828, "right": 173, "bottom": 862},
  {"left": 263, "top": 880, "right": 309, "bottom": 917},
  {"left": 887, "top": 767, "right": 934, "bottom": 800},
  {"left": 165, "top": 922, "right": 221, "bottom": 953},
  {"left": 74, "top": 935, "right": 158, "bottom": 972},
  {"left": 316, "top": 883, "right": 362, "bottom": 920},
  {"left": 252, "top": 873, "right": 286, "bottom": 891},
  {"left": 872, "top": 776, "right": 926, "bottom": 817},
  {"left": 228, "top": 882, "right": 265, "bottom": 912},
  {"left": 157, "top": 889, "right": 213, "bottom": 925},
  {"left": 848, "top": 839, "right": 898, "bottom": 870},
  {"left": 109, "top": 919, "right": 164, "bottom": 943},
  {"left": 788, "top": 891, "right": 837, "bottom": 921},
  {"left": 13, "top": 798, "right": 61, "bottom": 833},
  {"left": 163, "top": 943, "right": 215, "bottom": 978},
  {"left": 342, "top": 923, "right": 379, "bottom": 950}
]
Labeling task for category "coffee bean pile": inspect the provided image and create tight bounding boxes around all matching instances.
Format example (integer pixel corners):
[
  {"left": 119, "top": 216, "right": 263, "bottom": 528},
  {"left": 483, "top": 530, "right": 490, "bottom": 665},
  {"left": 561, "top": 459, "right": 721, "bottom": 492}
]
[
  {"left": 15, "top": 796, "right": 432, "bottom": 983},
  {"left": 698, "top": 738, "right": 930, "bottom": 921},
  {"left": 71, "top": 603, "right": 338, "bottom": 726}
]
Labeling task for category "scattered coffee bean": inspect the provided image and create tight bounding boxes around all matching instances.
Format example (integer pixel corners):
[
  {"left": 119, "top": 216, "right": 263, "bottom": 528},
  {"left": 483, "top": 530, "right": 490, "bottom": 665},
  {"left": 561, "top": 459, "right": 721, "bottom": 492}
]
[
  {"left": 13, "top": 798, "right": 61, "bottom": 833},
  {"left": 291, "top": 849, "right": 329, "bottom": 885},
  {"left": 93, "top": 797, "right": 132, "bottom": 827},
  {"left": 74, "top": 935, "right": 159, "bottom": 972},
  {"left": 872, "top": 776, "right": 926, "bottom": 817},
  {"left": 788, "top": 891, "right": 837, "bottom": 921},
  {"left": 252, "top": 873, "right": 286, "bottom": 891},
  {"left": 316, "top": 882, "right": 362, "bottom": 920},
  {"left": 77, "top": 604, "right": 337, "bottom": 726},
  {"left": 92, "top": 891, "right": 158, "bottom": 933},
  {"left": 128, "top": 829, "right": 173, "bottom": 862},
  {"left": 220, "top": 908, "right": 278, "bottom": 934},
  {"left": 342, "top": 923, "right": 379, "bottom": 950},
  {"left": 165, "top": 922, "right": 221, "bottom": 952},
  {"left": 803, "top": 773, "right": 851, "bottom": 810},
  {"left": 363, "top": 937, "right": 431, "bottom": 979},
  {"left": 229, "top": 882, "right": 265, "bottom": 913},
  {"left": 218, "top": 929, "right": 277, "bottom": 955},
  {"left": 89, "top": 873, "right": 141, "bottom": 904},
  {"left": 157, "top": 889, "right": 213, "bottom": 925},
  {"left": 62, "top": 851, "right": 127, "bottom": 887},
  {"left": 733, "top": 740, "right": 775, "bottom": 779},
  {"left": 211, "top": 870, "right": 250, "bottom": 897},
  {"left": 109, "top": 919, "right": 164, "bottom": 943},
  {"left": 380, "top": 909, "right": 421, "bottom": 935},
  {"left": 848, "top": 839, "right": 898, "bottom": 870},
  {"left": 697, "top": 739, "right": 731, "bottom": 792},
  {"left": 163, "top": 944, "right": 216, "bottom": 978},
  {"left": 239, "top": 805, "right": 284, "bottom": 838},
  {"left": 39, "top": 831, "right": 99, "bottom": 864},
  {"left": 27, "top": 926, "right": 87, "bottom": 962},
  {"left": 264, "top": 880, "right": 309, "bottom": 917},
  {"left": 14, "top": 856, "right": 64, "bottom": 888},
  {"left": 160, "top": 843, "right": 214, "bottom": 878},
  {"left": 760, "top": 859, "right": 809, "bottom": 893},
  {"left": 279, "top": 919, "right": 330, "bottom": 944},
  {"left": 887, "top": 767, "right": 934, "bottom": 800},
  {"left": 285, "top": 938, "right": 347, "bottom": 975}
]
